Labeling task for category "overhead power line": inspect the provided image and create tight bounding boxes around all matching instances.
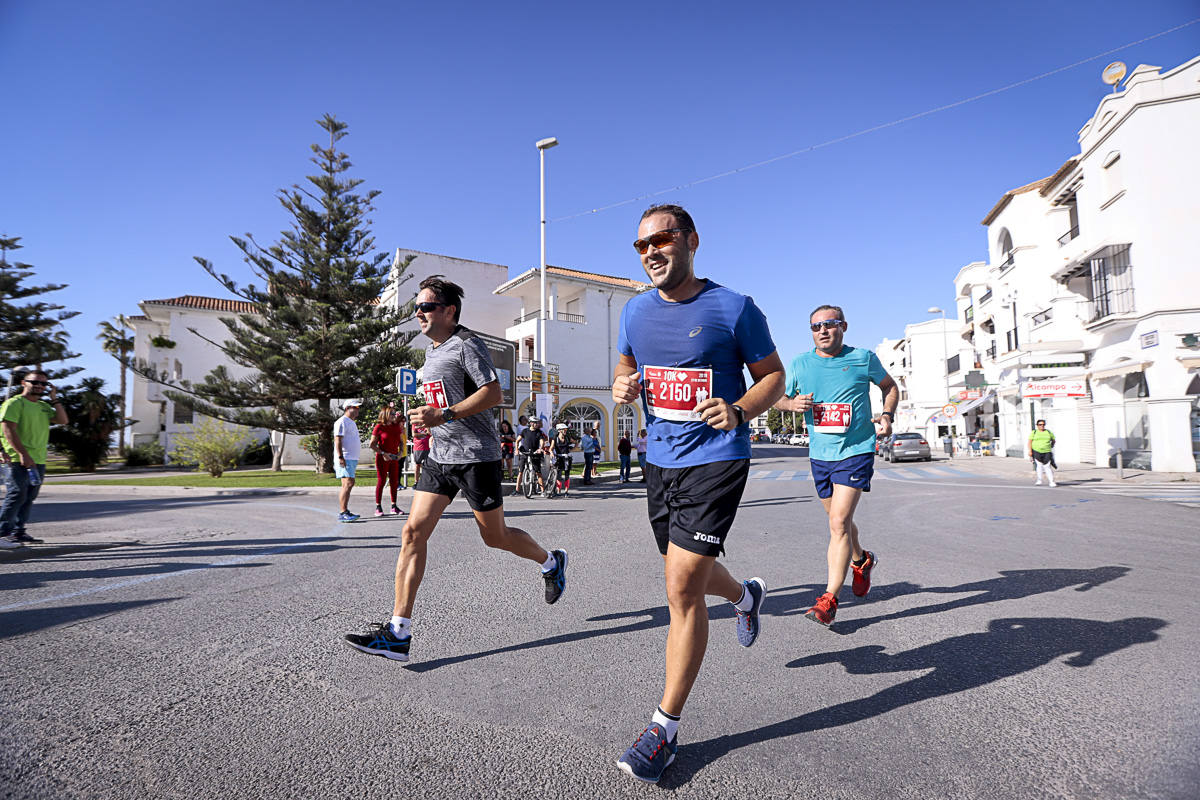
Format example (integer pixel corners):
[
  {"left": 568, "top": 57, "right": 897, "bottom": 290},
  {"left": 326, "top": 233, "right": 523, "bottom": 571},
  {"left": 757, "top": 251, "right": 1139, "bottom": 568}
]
[{"left": 553, "top": 18, "right": 1200, "bottom": 222}]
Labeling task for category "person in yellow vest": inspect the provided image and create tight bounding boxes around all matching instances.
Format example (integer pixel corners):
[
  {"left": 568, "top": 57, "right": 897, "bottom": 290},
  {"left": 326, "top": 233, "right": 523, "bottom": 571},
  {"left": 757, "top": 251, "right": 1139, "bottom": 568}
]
[
  {"left": 1, "top": 370, "right": 69, "bottom": 547},
  {"left": 1028, "top": 419, "right": 1056, "bottom": 487}
]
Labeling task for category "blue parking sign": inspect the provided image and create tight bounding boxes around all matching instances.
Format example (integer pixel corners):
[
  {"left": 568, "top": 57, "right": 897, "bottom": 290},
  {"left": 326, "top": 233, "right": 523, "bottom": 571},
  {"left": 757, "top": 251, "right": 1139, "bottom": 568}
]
[{"left": 397, "top": 367, "right": 418, "bottom": 396}]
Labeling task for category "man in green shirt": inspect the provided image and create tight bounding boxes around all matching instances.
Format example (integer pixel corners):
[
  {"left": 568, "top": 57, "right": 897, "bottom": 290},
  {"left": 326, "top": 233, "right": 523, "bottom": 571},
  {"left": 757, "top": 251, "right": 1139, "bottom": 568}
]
[
  {"left": 1027, "top": 419, "right": 1056, "bottom": 487},
  {"left": 1, "top": 370, "right": 68, "bottom": 547}
]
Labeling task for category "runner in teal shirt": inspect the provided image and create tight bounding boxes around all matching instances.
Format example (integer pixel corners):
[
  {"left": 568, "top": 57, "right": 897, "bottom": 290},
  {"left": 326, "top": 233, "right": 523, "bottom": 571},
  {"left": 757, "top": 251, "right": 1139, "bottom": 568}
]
[{"left": 785, "top": 345, "right": 888, "bottom": 462}]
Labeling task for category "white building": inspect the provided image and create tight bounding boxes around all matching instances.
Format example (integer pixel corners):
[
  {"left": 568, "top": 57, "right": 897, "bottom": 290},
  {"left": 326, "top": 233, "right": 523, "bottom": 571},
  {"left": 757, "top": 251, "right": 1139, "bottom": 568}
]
[
  {"left": 893, "top": 56, "right": 1200, "bottom": 471},
  {"left": 873, "top": 317, "right": 974, "bottom": 440},
  {"left": 126, "top": 255, "right": 652, "bottom": 464}
]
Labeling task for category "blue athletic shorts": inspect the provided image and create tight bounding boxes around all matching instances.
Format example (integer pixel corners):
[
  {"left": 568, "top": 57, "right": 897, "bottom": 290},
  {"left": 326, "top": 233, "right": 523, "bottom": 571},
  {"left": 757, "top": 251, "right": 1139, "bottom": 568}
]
[
  {"left": 810, "top": 452, "right": 874, "bottom": 499},
  {"left": 335, "top": 459, "right": 358, "bottom": 479}
]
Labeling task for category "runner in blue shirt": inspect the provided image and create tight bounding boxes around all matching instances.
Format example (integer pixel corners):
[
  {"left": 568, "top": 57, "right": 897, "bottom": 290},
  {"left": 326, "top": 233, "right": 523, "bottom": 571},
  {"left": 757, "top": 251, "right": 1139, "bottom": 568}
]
[
  {"left": 611, "top": 204, "right": 785, "bottom": 784},
  {"left": 778, "top": 305, "right": 899, "bottom": 628}
]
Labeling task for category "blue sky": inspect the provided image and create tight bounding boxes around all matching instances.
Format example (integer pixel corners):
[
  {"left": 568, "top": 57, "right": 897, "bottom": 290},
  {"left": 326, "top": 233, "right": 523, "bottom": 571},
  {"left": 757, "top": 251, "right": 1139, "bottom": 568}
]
[{"left": 3, "top": 1, "right": 1198, "bottom": 393}]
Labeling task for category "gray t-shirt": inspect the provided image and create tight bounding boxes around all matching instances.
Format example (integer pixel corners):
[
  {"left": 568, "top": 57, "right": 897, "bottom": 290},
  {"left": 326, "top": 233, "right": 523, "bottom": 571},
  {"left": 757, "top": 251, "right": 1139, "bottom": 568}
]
[{"left": 422, "top": 325, "right": 501, "bottom": 464}]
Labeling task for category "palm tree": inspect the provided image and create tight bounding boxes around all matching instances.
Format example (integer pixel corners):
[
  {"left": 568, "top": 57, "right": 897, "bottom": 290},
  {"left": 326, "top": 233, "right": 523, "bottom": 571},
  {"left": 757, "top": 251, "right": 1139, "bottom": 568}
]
[{"left": 96, "top": 315, "right": 134, "bottom": 455}]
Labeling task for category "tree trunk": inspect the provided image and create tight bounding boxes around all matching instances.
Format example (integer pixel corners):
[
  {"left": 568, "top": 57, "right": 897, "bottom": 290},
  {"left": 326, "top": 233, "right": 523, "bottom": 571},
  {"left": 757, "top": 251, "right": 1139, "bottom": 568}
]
[
  {"left": 271, "top": 431, "right": 285, "bottom": 472},
  {"left": 118, "top": 363, "right": 127, "bottom": 455},
  {"left": 316, "top": 427, "right": 334, "bottom": 474}
]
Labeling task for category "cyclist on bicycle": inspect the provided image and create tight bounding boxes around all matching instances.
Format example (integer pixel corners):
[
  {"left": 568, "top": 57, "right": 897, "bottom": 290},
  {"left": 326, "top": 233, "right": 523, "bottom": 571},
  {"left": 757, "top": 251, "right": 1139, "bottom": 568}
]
[
  {"left": 551, "top": 423, "right": 575, "bottom": 496},
  {"left": 514, "top": 417, "right": 547, "bottom": 496}
]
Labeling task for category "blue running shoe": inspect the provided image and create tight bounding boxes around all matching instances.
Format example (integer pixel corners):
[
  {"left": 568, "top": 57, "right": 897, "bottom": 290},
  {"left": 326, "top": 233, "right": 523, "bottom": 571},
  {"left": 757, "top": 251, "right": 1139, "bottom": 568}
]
[
  {"left": 543, "top": 549, "right": 567, "bottom": 604},
  {"left": 617, "top": 722, "right": 677, "bottom": 783},
  {"left": 338, "top": 511, "right": 360, "bottom": 523},
  {"left": 735, "top": 577, "right": 767, "bottom": 647},
  {"left": 343, "top": 622, "right": 411, "bottom": 662}
]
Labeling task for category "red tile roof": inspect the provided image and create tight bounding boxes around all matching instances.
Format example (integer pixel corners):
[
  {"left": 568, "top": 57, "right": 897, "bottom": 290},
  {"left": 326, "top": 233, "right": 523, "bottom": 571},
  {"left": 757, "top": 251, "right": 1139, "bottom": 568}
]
[
  {"left": 545, "top": 265, "right": 649, "bottom": 290},
  {"left": 142, "top": 295, "right": 259, "bottom": 313}
]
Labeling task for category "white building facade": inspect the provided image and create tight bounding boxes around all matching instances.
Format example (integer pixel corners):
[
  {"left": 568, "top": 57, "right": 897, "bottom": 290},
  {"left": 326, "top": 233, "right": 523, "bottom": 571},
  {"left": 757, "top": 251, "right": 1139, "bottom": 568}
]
[{"left": 903, "top": 56, "right": 1200, "bottom": 471}]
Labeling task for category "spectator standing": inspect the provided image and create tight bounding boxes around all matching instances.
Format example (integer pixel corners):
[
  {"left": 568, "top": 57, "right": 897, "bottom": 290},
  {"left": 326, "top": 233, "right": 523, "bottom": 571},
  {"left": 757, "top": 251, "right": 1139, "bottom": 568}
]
[
  {"left": 551, "top": 423, "right": 574, "bottom": 495},
  {"left": 334, "top": 400, "right": 363, "bottom": 522},
  {"left": 1, "top": 370, "right": 68, "bottom": 548},
  {"left": 580, "top": 428, "right": 596, "bottom": 484},
  {"left": 617, "top": 433, "right": 633, "bottom": 482},
  {"left": 514, "top": 418, "right": 547, "bottom": 495},
  {"left": 369, "top": 404, "right": 407, "bottom": 517},
  {"left": 1028, "top": 419, "right": 1057, "bottom": 487},
  {"left": 410, "top": 421, "right": 430, "bottom": 486},
  {"left": 591, "top": 425, "right": 604, "bottom": 477},
  {"left": 499, "top": 419, "right": 516, "bottom": 479},
  {"left": 635, "top": 428, "right": 648, "bottom": 481}
]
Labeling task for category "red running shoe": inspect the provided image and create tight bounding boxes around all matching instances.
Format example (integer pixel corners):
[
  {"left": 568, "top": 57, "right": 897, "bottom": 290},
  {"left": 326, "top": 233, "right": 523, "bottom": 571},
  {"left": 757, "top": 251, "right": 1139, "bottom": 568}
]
[
  {"left": 851, "top": 551, "right": 877, "bottom": 597},
  {"left": 804, "top": 592, "right": 838, "bottom": 626}
]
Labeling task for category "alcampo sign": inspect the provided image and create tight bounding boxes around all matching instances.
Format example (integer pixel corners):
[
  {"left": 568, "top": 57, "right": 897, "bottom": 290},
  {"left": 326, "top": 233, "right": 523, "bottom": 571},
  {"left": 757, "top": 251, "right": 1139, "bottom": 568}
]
[{"left": 1021, "top": 380, "right": 1087, "bottom": 398}]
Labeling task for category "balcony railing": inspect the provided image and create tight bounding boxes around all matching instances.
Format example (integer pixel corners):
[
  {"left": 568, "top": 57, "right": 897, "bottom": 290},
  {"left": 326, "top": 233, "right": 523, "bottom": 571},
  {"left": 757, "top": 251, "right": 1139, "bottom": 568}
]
[
  {"left": 999, "top": 252, "right": 1015, "bottom": 271},
  {"left": 1058, "top": 225, "right": 1080, "bottom": 246},
  {"left": 512, "top": 310, "right": 587, "bottom": 325},
  {"left": 979, "top": 288, "right": 992, "bottom": 305},
  {"left": 986, "top": 343, "right": 997, "bottom": 360}
]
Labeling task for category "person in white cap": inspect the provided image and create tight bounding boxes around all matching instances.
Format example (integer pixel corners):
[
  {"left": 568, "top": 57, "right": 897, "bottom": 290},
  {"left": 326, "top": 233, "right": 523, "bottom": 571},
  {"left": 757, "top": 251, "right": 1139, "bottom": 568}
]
[{"left": 334, "top": 400, "right": 363, "bottom": 522}]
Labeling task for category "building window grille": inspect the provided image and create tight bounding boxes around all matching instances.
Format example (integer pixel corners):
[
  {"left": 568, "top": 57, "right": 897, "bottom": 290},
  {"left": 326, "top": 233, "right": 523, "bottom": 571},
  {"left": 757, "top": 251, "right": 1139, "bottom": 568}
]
[
  {"left": 964, "top": 305, "right": 974, "bottom": 323},
  {"left": 986, "top": 342, "right": 997, "bottom": 360},
  {"left": 1005, "top": 329, "right": 1018, "bottom": 352},
  {"left": 1087, "top": 244, "right": 1134, "bottom": 322},
  {"left": 172, "top": 402, "right": 194, "bottom": 425},
  {"left": 616, "top": 405, "right": 636, "bottom": 443}
]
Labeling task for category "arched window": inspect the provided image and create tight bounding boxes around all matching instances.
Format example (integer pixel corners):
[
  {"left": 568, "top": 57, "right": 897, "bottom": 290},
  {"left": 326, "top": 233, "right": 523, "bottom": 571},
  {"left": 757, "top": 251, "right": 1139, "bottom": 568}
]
[
  {"left": 560, "top": 401, "right": 603, "bottom": 442},
  {"left": 997, "top": 228, "right": 1013, "bottom": 263},
  {"left": 616, "top": 405, "right": 637, "bottom": 443}
]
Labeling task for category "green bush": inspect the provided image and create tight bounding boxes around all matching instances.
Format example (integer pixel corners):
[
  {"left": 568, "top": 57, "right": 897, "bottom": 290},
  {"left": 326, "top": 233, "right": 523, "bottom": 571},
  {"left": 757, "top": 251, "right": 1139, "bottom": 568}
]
[
  {"left": 240, "top": 438, "right": 273, "bottom": 466},
  {"left": 125, "top": 441, "right": 165, "bottom": 467},
  {"left": 170, "top": 418, "right": 252, "bottom": 477}
]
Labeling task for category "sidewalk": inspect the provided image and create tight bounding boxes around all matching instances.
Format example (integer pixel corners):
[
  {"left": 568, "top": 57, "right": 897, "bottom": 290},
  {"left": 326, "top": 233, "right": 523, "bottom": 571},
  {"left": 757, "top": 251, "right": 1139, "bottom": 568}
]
[{"left": 927, "top": 452, "right": 1200, "bottom": 485}]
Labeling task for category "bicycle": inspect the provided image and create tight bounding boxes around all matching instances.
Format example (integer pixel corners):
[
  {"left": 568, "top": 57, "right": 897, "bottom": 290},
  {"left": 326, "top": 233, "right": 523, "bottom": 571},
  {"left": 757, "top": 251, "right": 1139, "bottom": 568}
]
[
  {"left": 519, "top": 452, "right": 542, "bottom": 499},
  {"left": 545, "top": 454, "right": 572, "bottom": 498},
  {"left": 543, "top": 459, "right": 559, "bottom": 498}
]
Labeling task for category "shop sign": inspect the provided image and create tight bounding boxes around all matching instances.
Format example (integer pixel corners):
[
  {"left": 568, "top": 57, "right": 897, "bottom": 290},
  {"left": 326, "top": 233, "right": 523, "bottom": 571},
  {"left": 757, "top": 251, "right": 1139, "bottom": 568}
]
[
  {"left": 957, "top": 389, "right": 982, "bottom": 401},
  {"left": 1021, "top": 379, "right": 1087, "bottom": 398}
]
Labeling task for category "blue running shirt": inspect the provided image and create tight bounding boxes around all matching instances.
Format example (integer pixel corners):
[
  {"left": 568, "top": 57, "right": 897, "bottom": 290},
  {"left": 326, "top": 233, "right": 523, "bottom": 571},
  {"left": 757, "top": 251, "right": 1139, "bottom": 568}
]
[
  {"left": 618, "top": 280, "right": 776, "bottom": 468},
  {"left": 785, "top": 346, "right": 887, "bottom": 462}
]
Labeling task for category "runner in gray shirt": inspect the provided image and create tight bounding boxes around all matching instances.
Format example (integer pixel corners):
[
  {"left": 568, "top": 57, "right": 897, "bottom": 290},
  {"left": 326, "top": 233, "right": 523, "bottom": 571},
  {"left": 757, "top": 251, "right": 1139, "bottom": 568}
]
[{"left": 344, "top": 275, "right": 568, "bottom": 664}]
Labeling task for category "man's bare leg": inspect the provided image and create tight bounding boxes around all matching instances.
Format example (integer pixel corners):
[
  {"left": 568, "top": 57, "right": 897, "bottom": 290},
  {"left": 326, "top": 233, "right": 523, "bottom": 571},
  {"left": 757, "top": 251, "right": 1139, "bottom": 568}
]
[
  {"left": 339, "top": 477, "right": 355, "bottom": 513},
  {"left": 659, "top": 544, "right": 721, "bottom": 716},
  {"left": 820, "top": 484, "right": 864, "bottom": 597},
  {"left": 392, "top": 490, "right": 452, "bottom": 618},
  {"left": 473, "top": 506, "right": 550, "bottom": 563}
]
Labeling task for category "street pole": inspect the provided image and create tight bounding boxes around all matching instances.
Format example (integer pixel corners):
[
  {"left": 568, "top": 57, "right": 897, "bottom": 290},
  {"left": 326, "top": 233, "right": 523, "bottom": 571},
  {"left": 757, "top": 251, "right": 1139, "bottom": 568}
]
[
  {"left": 928, "top": 306, "right": 950, "bottom": 433},
  {"left": 536, "top": 137, "right": 558, "bottom": 368}
]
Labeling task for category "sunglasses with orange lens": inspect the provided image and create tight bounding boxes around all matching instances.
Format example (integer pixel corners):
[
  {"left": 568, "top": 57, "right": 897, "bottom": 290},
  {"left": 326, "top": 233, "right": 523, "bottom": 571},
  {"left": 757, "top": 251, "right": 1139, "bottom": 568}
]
[{"left": 633, "top": 228, "right": 690, "bottom": 255}]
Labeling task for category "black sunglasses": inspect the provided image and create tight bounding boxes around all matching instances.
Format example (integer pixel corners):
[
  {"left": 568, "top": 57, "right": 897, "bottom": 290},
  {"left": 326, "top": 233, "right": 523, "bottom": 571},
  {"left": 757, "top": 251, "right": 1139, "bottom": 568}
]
[
  {"left": 24, "top": 379, "right": 49, "bottom": 386},
  {"left": 415, "top": 301, "right": 447, "bottom": 313},
  {"left": 810, "top": 320, "right": 844, "bottom": 332},
  {"left": 633, "top": 228, "right": 691, "bottom": 255}
]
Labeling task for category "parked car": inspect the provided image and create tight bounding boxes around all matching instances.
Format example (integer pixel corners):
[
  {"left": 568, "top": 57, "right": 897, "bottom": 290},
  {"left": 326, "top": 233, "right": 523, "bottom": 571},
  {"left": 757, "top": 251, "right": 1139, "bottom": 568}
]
[
  {"left": 788, "top": 433, "right": 809, "bottom": 446},
  {"left": 880, "top": 432, "right": 931, "bottom": 462}
]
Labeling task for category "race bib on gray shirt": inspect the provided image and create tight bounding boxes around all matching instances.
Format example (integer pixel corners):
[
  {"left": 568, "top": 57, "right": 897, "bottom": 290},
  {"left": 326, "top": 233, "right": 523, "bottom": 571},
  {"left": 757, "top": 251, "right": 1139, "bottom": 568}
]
[{"left": 422, "top": 326, "right": 501, "bottom": 464}]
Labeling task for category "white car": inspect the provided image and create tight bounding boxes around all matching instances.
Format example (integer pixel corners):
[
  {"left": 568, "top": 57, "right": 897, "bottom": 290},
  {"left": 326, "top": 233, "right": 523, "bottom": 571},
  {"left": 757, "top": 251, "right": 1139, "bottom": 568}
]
[{"left": 788, "top": 434, "right": 809, "bottom": 446}]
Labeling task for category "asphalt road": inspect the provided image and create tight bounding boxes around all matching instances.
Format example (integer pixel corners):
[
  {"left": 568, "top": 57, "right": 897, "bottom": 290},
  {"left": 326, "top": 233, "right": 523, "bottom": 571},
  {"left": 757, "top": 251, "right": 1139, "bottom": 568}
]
[{"left": 2, "top": 446, "right": 1198, "bottom": 799}]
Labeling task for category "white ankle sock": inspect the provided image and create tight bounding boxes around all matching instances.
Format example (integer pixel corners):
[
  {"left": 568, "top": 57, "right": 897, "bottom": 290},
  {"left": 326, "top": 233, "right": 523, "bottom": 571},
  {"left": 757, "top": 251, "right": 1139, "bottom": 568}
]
[
  {"left": 732, "top": 583, "right": 755, "bottom": 612},
  {"left": 540, "top": 552, "right": 558, "bottom": 573},
  {"left": 389, "top": 616, "right": 411, "bottom": 638},
  {"left": 651, "top": 706, "right": 680, "bottom": 741}
]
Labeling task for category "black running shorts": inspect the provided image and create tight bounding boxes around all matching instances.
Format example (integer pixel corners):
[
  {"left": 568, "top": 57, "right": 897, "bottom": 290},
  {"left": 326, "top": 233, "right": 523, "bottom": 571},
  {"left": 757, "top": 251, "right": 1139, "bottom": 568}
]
[
  {"left": 644, "top": 458, "right": 750, "bottom": 557},
  {"left": 412, "top": 449, "right": 429, "bottom": 466},
  {"left": 415, "top": 458, "right": 504, "bottom": 512}
]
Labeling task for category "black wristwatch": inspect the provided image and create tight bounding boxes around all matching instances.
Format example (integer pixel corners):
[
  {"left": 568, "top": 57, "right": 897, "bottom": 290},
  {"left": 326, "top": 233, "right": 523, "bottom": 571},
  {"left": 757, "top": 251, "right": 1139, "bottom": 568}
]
[
  {"left": 441, "top": 407, "right": 457, "bottom": 422},
  {"left": 731, "top": 404, "right": 746, "bottom": 426},
  {"left": 881, "top": 411, "right": 894, "bottom": 421}
]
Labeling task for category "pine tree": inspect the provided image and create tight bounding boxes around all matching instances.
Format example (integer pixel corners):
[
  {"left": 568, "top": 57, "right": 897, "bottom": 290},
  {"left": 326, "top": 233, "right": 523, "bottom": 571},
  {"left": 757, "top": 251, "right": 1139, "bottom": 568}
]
[
  {"left": 0, "top": 235, "right": 81, "bottom": 392},
  {"left": 96, "top": 315, "right": 135, "bottom": 454},
  {"left": 135, "top": 115, "right": 419, "bottom": 472}
]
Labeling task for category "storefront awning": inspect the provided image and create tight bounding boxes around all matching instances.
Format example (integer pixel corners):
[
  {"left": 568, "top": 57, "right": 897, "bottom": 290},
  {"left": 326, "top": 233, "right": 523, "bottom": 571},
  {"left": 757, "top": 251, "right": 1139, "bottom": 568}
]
[
  {"left": 955, "top": 391, "right": 995, "bottom": 415},
  {"left": 1178, "top": 356, "right": 1200, "bottom": 370},
  {"left": 1089, "top": 360, "right": 1149, "bottom": 380}
]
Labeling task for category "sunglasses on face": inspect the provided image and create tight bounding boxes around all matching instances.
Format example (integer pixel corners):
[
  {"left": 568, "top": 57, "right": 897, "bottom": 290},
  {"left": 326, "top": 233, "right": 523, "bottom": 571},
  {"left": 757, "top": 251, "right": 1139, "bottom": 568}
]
[
  {"left": 24, "top": 380, "right": 48, "bottom": 386},
  {"left": 633, "top": 228, "right": 690, "bottom": 255},
  {"left": 415, "top": 301, "right": 447, "bottom": 313},
  {"left": 810, "top": 320, "right": 844, "bottom": 332}
]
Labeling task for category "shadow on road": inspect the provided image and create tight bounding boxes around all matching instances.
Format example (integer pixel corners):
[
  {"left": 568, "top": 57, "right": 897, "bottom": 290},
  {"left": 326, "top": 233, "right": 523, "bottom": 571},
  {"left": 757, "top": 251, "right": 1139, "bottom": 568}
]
[
  {"left": 666, "top": 615, "right": 1165, "bottom": 787},
  {"left": 0, "top": 597, "right": 177, "bottom": 639},
  {"left": 831, "top": 566, "right": 1131, "bottom": 635}
]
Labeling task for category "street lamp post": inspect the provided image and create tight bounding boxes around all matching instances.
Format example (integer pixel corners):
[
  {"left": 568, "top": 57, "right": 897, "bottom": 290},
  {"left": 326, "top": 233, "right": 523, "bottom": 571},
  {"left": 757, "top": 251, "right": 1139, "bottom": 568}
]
[
  {"left": 536, "top": 137, "right": 558, "bottom": 371},
  {"left": 927, "top": 306, "right": 950, "bottom": 403}
]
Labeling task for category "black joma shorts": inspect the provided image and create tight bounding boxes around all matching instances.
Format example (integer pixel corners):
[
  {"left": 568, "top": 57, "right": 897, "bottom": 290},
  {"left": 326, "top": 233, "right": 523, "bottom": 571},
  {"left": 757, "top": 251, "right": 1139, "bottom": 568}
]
[
  {"left": 645, "top": 458, "right": 750, "bottom": 557},
  {"left": 414, "top": 458, "right": 504, "bottom": 512}
]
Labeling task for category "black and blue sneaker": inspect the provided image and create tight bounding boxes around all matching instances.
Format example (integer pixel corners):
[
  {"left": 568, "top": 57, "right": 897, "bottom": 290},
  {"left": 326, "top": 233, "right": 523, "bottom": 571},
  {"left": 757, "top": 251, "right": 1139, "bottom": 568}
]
[
  {"left": 735, "top": 577, "right": 767, "bottom": 647},
  {"left": 543, "top": 548, "right": 568, "bottom": 604},
  {"left": 343, "top": 622, "right": 411, "bottom": 662},
  {"left": 338, "top": 511, "right": 360, "bottom": 523},
  {"left": 617, "top": 722, "right": 677, "bottom": 783}
]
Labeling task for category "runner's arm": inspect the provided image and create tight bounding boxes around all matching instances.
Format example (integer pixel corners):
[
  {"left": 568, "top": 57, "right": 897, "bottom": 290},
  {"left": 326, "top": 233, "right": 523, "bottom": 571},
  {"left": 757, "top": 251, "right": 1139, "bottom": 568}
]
[
  {"left": 695, "top": 351, "right": 785, "bottom": 431},
  {"left": 612, "top": 354, "right": 642, "bottom": 404},
  {"left": 410, "top": 381, "right": 501, "bottom": 428},
  {"left": 873, "top": 375, "right": 899, "bottom": 438}
]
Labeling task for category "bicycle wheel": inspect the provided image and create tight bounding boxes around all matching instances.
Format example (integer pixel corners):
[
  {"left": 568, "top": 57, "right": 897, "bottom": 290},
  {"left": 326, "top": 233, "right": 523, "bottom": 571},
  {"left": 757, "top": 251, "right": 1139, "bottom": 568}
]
[
  {"left": 543, "top": 466, "right": 557, "bottom": 498},
  {"left": 522, "top": 462, "right": 536, "bottom": 498}
]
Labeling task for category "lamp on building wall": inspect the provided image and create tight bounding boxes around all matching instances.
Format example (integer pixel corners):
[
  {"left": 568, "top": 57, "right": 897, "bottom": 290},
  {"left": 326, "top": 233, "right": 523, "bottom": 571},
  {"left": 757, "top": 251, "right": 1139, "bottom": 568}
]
[
  {"left": 536, "top": 137, "right": 559, "bottom": 369},
  {"left": 927, "top": 306, "right": 950, "bottom": 403}
]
